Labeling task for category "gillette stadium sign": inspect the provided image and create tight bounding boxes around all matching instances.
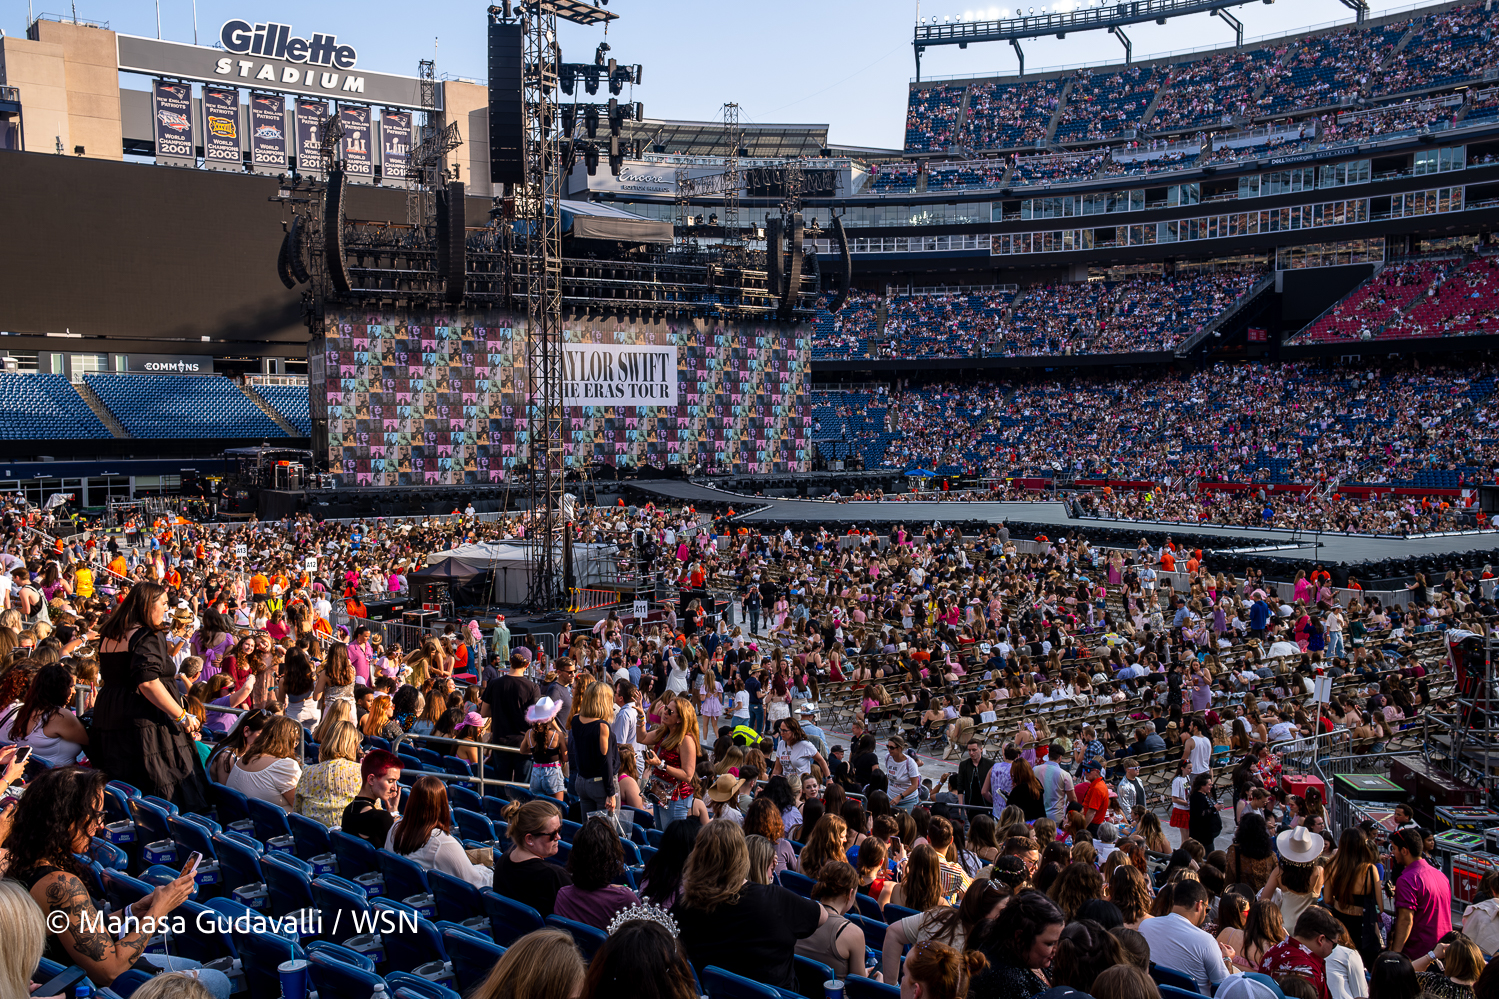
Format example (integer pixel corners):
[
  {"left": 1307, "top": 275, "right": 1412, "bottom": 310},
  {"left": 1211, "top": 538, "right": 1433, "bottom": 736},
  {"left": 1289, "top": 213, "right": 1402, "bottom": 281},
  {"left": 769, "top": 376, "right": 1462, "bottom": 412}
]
[{"left": 116, "top": 20, "right": 431, "bottom": 109}]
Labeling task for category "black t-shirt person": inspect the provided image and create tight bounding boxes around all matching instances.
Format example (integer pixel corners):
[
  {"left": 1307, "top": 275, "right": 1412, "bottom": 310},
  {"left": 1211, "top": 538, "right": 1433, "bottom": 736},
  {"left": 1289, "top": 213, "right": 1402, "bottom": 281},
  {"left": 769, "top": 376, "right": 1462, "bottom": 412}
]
[
  {"left": 483, "top": 672, "right": 541, "bottom": 746},
  {"left": 673, "top": 882, "right": 822, "bottom": 989},
  {"left": 342, "top": 796, "right": 394, "bottom": 847}
]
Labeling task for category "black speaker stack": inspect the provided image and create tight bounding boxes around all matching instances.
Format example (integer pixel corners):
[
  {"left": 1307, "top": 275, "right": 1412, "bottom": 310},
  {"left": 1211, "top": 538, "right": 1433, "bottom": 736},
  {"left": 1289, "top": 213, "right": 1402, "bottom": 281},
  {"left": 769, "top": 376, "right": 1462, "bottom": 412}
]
[
  {"left": 487, "top": 22, "right": 525, "bottom": 187},
  {"left": 435, "top": 180, "right": 467, "bottom": 304},
  {"left": 324, "top": 168, "right": 352, "bottom": 294}
]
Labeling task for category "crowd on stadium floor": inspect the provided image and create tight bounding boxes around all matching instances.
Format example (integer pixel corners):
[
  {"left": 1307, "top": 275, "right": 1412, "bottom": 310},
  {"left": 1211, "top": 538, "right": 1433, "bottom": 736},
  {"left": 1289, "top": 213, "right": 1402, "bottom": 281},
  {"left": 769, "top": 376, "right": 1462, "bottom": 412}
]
[{"left": 0, "top": 495, "right": 1486, "bottom": 999}]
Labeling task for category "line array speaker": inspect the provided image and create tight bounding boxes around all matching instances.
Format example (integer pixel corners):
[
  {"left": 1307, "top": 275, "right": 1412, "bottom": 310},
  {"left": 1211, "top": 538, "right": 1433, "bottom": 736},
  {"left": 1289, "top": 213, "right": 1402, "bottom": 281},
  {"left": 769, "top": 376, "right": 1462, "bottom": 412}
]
[
  {"left": 288, "top": 215, "right": 310, "bottom": 284},
  {"left": 779, "top": 212, "right": 804, "bottom": 320},
  {"left": 436, "top": 180, "right": 467, "bottom": 304},
  {"left": 488, "top": 22, "right": 524, "bottom": 187},
  {"left": 276, "top": 230, "right": 296, "bottom": 289},
  {"left": 324, "top": 169, "right": 352, "bottom": 294},
  {"left": 765, "top": 216, "right": 783, "bottom": 309},
  {"left": 826, "top": 215, "right": 853, "bottom": 313}
]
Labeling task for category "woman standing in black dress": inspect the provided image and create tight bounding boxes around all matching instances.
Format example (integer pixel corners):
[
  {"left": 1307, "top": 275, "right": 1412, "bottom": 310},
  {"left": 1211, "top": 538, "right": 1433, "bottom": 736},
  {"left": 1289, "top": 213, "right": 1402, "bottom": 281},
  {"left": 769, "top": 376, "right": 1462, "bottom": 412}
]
[{"left": 94, "top": 582, "right": 210, "bottom": 811}]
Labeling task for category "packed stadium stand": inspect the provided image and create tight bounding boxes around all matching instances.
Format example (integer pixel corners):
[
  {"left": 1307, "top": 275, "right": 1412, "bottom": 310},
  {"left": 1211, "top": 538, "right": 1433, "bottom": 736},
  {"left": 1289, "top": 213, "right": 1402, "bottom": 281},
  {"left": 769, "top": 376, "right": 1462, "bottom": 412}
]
[
  {"left": 897, "top": 0, "right": 1499, "bottom": 161},
  {"left": 1290, "top": 256, "right": 1494, "bottom": 343},
  {"left": 0, "top": 374, "right": 112, "bottom": 439},
  {"left": 83, "top": 374, "right": 287, "bottom": 439}
]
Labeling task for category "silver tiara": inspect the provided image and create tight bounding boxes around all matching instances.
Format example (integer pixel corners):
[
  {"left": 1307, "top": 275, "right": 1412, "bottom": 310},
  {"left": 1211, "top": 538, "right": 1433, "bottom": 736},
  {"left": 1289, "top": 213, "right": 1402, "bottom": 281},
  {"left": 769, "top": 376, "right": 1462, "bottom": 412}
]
[{"left": 605, "top": 902, "right": 679, "bottom": 938}]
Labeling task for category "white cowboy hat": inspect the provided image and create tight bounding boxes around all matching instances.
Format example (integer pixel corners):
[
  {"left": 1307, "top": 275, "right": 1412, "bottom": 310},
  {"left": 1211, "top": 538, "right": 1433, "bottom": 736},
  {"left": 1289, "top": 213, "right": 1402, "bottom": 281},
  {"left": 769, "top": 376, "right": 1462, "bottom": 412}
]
[
  {"left": 1276, "top": 826, "right": 1324, "bottom": 865},
  {"left": 524, "top": 697, "right": 563, "bottom": 724}
]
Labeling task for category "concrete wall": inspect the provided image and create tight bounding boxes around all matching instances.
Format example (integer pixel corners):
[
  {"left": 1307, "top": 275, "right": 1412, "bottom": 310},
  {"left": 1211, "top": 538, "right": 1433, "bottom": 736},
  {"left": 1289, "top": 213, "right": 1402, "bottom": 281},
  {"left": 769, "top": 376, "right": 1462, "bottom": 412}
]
[
  {"left": 0, "top": 21, "right": 121, "bottom": 160},
  {"left": 443, "top": 79, "right": 492, "bottom": 198},
  {"left": 0, "top": 35, "right": 69, "bottom": 154}
]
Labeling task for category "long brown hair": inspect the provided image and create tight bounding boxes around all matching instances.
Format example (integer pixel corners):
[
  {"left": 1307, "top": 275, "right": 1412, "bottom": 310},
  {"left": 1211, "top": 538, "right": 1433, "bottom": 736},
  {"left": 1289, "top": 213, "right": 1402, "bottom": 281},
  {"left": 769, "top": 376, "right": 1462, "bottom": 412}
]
[
  {"left": 1010, "top": 757, "right": 1042, "bottom": 799},
  {"left": 797, "top": 814, "right": 848, "bottom": 880},
  {"left": 660, "top": 696, "right": 698, "bottom": 752},
  {"left": 901, "top": 844, "right": 945, "bottom": 911},
  {"left": 98, "top": 582, "right": 168, "bottom": 641},
  {"left": 472, "top": 928, "right": 583, "bottom": 999},
  {"left": 322, "top": 642, "right": 355, "bottom": 686},
  {"left": 743, "top": 797, "right": 785, "bottom": 843},
  {"left": 392, "top": 775, "right": 453, "bottom": 855},
  {"left": 681, "top": 819, "right": 750, "bottom": 912}
]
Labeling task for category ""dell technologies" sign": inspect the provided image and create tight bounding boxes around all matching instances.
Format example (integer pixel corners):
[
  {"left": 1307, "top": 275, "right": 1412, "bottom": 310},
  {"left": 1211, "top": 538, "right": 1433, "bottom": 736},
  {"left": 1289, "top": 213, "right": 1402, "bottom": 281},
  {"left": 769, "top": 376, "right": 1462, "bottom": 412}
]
[{"left": 219, "top": 20, "right": 359, "bottom": 69}]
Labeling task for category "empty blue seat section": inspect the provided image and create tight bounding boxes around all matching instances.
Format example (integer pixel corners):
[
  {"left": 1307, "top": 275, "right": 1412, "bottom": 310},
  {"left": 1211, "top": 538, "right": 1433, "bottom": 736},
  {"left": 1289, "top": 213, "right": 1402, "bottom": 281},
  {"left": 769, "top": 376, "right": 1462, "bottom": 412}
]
[
  {"left": 0, "top": 374, "right": 110, "bottom": 438},
  {"left": 253, "top": 383, "right": 313, "bottom": 434},
  {"left": 83, "top": 374, "right": 286, "bottom": 438}
]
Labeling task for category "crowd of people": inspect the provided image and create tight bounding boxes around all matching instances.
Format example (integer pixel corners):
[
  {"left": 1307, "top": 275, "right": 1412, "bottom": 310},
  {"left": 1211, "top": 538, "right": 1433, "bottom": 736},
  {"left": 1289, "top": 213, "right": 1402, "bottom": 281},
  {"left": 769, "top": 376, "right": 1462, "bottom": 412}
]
[
  {"left": 805, "top": 358, "right": 1499, "bottom": 532},
  {"left": 1053, "top": 66, "right": 1161, "bottom": 143},
  {"left": 961, "top": 78, "right": 1063, "bottom": 150},
  {"left": 812, "top": 270, "right": 1260, "bottom": 360},
  {"left": 1149, "top": 51, "right": 1277, "bottom": 132},
  {"left": 0, "top": 469, "right": 1489, "bottom": 998}
]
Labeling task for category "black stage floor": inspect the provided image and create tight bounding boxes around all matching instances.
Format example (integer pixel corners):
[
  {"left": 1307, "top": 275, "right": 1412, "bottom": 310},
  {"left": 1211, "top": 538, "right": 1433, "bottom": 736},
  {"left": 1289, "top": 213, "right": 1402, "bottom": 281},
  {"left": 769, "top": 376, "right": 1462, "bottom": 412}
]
[{"left": 626, "top": 480, "right": 1499, "bottom": 565}]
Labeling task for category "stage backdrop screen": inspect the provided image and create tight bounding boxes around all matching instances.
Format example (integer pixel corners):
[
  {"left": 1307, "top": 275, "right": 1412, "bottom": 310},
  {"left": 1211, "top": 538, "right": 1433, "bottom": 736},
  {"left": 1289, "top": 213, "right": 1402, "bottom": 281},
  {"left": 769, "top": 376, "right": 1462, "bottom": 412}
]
[{"left": 312, "top": 310, "right": 810, "bottom": 487}]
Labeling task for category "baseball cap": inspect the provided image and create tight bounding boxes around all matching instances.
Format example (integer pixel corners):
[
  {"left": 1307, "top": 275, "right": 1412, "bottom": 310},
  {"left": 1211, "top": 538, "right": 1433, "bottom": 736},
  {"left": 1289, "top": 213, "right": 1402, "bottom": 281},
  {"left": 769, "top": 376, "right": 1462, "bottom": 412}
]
[{"left": 1215, "top": 974, "right": 1286, "bottom": 999}]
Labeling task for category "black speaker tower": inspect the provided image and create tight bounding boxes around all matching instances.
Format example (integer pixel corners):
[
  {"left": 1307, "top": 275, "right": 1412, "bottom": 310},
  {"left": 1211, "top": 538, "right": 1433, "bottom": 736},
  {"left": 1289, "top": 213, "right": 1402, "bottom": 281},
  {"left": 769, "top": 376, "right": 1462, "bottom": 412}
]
[
  {"left": 324, "top": 169, "right": 352, "bottom": 294},
  {"left": 488, "top": 22, "right": 524, "bottom": 186},
  {"left": 435, "top": 180, "right": 468, "bottom": 304}
]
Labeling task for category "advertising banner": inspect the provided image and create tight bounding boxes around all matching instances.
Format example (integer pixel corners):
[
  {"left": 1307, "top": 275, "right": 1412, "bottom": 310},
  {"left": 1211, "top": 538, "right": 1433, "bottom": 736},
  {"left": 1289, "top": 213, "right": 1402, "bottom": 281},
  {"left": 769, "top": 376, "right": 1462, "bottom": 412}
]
[
  {"left": 380, "top": 108, "right": 413, "bottom": 186},
  {"left": 152, "top": 79, "right": 196, "bottom": 166},
  {"left": 340, "top": 104, "right": 373, "bottom": 181},
  {"left": 124, "top": 354, "right": 215, "bottom": 374},
  {"left": 247, "top": 92, "right": 288, "bottom": 174},
  {"left": 294, "top": 98, "right": 327, "bottom": 177},
  {"left": 202, "top": 85, "right": 242, "bottom": 170},
  {"left": 563, "top": 343, "right": 678, "bottom": 406}
]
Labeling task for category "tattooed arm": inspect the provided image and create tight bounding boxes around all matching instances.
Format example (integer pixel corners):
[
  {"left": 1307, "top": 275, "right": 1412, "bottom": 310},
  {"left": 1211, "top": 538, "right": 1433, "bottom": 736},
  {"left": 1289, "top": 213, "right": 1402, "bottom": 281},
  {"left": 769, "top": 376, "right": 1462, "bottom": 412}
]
[{"left": 32, "top": 869, "right": 194, "bottom": 984}]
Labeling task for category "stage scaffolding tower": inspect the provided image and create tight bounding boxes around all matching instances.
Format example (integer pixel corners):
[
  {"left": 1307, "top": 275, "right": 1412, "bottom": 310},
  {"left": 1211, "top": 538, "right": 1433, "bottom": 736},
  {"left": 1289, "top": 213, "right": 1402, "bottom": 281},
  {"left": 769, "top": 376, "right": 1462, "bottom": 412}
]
[
  {"left": 512, "top": 0, "right": 616, "bottom": 611},
  {"left": 720, "top": 102, "right": 743, "bottom": 268},
  {"left": 1445, "top": 625, "right": 1499, "bottom": 799}
]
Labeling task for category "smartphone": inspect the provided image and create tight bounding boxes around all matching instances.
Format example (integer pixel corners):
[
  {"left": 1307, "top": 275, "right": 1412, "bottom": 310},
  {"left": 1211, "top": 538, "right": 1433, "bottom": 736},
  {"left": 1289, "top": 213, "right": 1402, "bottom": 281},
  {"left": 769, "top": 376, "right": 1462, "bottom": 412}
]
[
  {"left": 11, "top": 746, "right": 31, "bottom": 767},
  {"left": 182, "top": 851, "right": 202, "bottom": 876}
]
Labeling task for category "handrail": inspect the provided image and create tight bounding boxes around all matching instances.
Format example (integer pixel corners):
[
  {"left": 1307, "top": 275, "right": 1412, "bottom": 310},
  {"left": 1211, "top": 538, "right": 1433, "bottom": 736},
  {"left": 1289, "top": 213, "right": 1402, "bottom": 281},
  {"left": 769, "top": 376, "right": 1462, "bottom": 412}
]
[{"left": 1173, "top": 271, "right": 1275, "bottom": 357}]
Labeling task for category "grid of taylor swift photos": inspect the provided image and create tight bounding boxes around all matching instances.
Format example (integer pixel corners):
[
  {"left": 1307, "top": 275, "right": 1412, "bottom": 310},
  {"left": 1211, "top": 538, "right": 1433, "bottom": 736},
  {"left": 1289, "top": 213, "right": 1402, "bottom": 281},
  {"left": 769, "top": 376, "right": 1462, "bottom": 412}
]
[{"left": 320, "top": 312, "right": 810, "bottom": 487}]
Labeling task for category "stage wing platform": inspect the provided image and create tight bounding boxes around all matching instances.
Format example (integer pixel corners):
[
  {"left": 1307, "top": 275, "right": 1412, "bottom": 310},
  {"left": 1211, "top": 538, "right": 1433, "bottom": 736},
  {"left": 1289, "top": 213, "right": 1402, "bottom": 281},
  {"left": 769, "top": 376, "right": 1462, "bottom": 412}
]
[{"left": 624, "top": 481, "right": 1499, "bottom": 565}]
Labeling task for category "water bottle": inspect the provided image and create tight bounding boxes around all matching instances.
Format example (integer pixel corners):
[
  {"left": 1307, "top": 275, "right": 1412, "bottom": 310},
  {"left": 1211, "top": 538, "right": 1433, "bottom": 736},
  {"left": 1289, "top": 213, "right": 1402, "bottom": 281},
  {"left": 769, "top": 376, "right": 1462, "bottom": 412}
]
[
  {"left": 370, "top": 984, "right": 389, "bottom": 999},
  {"left": 74, "top": 983, "right": 93, "bottom": 999}
]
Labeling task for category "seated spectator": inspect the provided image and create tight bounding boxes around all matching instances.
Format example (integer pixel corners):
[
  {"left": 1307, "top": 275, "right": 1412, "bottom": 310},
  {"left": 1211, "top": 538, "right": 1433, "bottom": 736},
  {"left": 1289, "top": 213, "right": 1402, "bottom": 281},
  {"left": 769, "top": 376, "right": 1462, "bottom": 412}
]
[
  {"left": 341, "top": 748, "right": 403, "bottom": 846},
  {"left": 293, "top": 720, "right": 362, "bottom": 827},
  {"left": 469, "top": 928, "right": 585, "bottom": 999},
  {"left": 493, "top": 799, "right": 572, "bottom": 916},
  {"left": 386, "top": 775, "right": 493, "bottom": 888},
  {"left": 223, "top": 715, "right": 303, "bottom": 812},
  {"left": 553, "top": 816, "right": 641, "bottom": 929},
  {"left": 0, "top": 661, "right": 88, "bottom": 767},
  {"left": 580, "top": 918, "right": 699, "bottom": 999}
]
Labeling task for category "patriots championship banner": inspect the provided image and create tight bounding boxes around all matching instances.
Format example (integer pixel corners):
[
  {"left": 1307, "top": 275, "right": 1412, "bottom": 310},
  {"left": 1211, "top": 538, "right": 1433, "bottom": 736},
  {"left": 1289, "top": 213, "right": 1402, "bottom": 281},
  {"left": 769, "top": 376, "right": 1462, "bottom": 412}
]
[
  {"left": 152, "top": 79, "right": 195, "bottom": 166},
  {"left": 202, "top": 86, "right": 241, "bottom": 170},
  {"left": 248, "top": 92, "right": 288, "bottom": 174},
  {"left": 313, "top": 310, "right": 810, "bottom": 487},
  {"left": 339, "top": 104, "right": 373, "bottom": 181},
  {"left": 294, "top": 98, "right": 327, "bottom": 178},
  {"left": 380, "top": 109, "right": 413, "bottom": 186}
]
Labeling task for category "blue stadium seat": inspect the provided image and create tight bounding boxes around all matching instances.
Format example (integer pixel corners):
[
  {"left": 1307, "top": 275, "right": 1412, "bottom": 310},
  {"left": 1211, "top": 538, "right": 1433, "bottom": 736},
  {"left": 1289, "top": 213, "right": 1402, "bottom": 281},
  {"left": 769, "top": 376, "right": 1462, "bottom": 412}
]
[
  {"left": 331, "top": 829, "right": 382, "bottom": 881},
  {"left": 479, "top": 889, "right": 544, "bottom": 946},
  {"left": 545, "top": 914, "right": 607, "bottom": 959},
  {"left": 442, "top": 925, "right": 505, "bottom": 995},
  {"left": 210, "top": 832, "right": 263, "bottom": 893},
  {"left": 845, "top": 913, "right": 886, "bottom": 950},
  {"left": 1151, "top": 965, "right": 1200, "bottom": 992},
  {"left": 83, "top": 374, "right": 286, "bottom": 439},
  {"left": 704, "top": 966, "right": 796, "bottom": 999},
  {"left": 387, "top": 972, "right": 462, "bottom": 999},
  {"left": 793, "top": 955, "right": 836, "bottom": 999},
  {"left": 210, "top": 782, "right": 253, "bottom": 828},
  {"left": 287, "top": 812, "right": 333, "bottom": 860},
  {"left": 448, "top": 785, "right": 484, "bottom": 814},
  {"left": 306, "top": 948, "right": 384, "bottom": 997},
  {"left": 101, "top": 869, "right": 153, "bottom": 911},
  {"left": 429, "top": 868, "right": 485, "bottom": 924},
  {"left": 311, "top": 876, "right": 375, "bottom": 945},
  {"left": 778, "top": 871, "right": 815, "bottom": 898},
  {"left": 846, "top": 977, "right": 900, "bottom": 999},
  {"left": 167, "top": 899, "right": 239, "bottom": 966},
  {"left": 0, "top": 374, "right": 111, "bottom": 439},
  {"left": 246, "top": 797, "right": 294, "bottom": 843},
  {"left": 231, "top": 931, "right": 307, "bottom": 999},
  {"left": 883, "top": 904, "right": 919, "bottom": 924},
  {"left": 375, "top": 905, "right": 450, "bottom": 973},
  {"left": 262, "top": 852, "right": 316, "bottom": 917},
  {"left": 251, "top": 382, "right": 313, "bottom": 434},
  {"left": 378, "top": 849, "right": 432, "bottom": 900},
  {"left": 453, "top": 808, "right": 495, "bottom": 843}
]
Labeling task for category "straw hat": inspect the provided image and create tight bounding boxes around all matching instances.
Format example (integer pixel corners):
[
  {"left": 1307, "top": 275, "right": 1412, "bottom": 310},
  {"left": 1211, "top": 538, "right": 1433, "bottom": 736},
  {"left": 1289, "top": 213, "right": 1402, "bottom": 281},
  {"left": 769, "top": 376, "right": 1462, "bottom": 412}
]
[{"left": 706, "top": 773, "right": 741, "bottom": 803}]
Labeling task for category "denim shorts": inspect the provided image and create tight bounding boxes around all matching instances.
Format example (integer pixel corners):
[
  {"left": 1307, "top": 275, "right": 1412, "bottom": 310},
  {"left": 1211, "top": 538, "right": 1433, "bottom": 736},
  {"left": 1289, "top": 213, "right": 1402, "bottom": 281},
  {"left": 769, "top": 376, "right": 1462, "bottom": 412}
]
[{"left": 530, "top": 762, "right": 564, "bottom": 797}]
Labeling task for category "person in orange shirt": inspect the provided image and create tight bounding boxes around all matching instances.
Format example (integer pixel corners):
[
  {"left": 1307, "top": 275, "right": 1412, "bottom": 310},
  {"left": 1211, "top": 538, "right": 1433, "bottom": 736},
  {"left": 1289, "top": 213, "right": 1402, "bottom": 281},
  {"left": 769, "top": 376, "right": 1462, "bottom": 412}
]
[
  {"left": 164, "top": 565, "right": 181, "bottom": 588},
  {"left": 249, "top": 571, "right": 269, "bottom": 599},
  {"left": 689, "top": 562, "right": 707, "bottom": 589},
  {"left": 1160, "top": 548, "right": 1176, "bottom": 573},
  {"left": 107, "top": 553, "right": 128, "bottom": 579}
]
